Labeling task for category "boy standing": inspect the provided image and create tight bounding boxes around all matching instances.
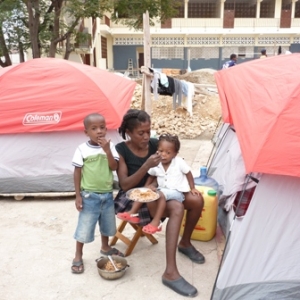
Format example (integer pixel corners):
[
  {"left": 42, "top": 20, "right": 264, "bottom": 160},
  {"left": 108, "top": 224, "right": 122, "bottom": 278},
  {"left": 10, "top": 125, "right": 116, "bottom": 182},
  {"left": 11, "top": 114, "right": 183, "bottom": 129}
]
[
  {"left": 71, "top": 113, "right": 123, "bottom": 274},
  {"left": 222, "top": 53, "right": 237, "bottom": 69},
  {"left": 260, "top": 49, "right": 267, "bottom": 59}
]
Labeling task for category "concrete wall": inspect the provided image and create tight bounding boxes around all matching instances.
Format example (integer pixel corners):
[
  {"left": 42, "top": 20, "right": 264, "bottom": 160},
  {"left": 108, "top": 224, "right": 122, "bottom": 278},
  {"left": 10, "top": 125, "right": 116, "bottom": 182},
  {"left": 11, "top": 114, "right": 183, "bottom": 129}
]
[
  {"left": 113, "top": 45, "right": 142, "bottom": 71},
  {"left": 190, "top": 59, "right": 220, "bottom": 71},
  {"left": 290, "top": 43, "right": 300, "bottom": 53},
  {"left": 113, "top": 44, "right": 267, "bottom": 72},
  {"left": 151, "top": 59, "right": 186, "bottom": 69}
]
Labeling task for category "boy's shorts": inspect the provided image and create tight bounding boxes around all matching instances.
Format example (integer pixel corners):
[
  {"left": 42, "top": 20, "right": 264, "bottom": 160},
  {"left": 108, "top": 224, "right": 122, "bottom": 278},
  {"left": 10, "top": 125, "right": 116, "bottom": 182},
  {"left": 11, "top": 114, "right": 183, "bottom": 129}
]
[
  {"left": 74, "top": 191, "right": 116, "bottom": 243},
  {"left": 158, "top": 188, "right": 185, "bottom": 203}
]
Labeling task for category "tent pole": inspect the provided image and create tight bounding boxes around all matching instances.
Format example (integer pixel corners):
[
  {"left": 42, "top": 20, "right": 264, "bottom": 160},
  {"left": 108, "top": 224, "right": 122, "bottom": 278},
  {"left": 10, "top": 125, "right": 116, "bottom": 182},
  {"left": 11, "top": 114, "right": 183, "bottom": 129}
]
[
  {"left": 142, "top": 11, "right": 152, "bottom": 116},
  {"left": 206, "top": 116, "right": 224, "bottom": 169}
]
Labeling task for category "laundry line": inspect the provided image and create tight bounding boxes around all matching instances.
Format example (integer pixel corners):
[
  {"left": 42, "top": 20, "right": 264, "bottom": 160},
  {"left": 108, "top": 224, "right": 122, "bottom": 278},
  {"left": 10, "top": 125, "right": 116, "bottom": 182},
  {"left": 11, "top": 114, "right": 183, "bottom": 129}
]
[{"left": 141, "top": 66, "right": 213, "bottom": 116}]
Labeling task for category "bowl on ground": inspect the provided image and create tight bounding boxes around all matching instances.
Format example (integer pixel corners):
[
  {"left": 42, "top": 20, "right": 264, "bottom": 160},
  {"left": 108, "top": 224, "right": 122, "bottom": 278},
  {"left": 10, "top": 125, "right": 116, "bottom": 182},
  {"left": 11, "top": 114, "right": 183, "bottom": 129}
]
[{"left": 96, "top": 256, "right": 129, "bottom": 280}]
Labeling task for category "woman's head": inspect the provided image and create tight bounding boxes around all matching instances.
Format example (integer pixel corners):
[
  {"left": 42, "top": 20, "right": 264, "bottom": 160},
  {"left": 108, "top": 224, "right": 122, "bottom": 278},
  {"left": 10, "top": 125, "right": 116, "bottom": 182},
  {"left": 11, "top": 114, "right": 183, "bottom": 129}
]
[
  {"left": 119, "top": 109, "right": 151, "bottom": 141},
  {"left": 158, "top": 133, "right": 180, "bottom": 165}
]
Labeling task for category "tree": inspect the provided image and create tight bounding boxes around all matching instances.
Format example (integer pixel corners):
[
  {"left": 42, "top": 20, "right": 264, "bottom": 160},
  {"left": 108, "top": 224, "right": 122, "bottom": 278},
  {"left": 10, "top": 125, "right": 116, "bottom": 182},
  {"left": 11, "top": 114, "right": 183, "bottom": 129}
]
[
  {"left": 0, "top": 0, "right": 112, "bottom": 65},
  {"left": 0, "top": 0, "right": 182, "bottom": 67},
  {"left": 111, "top": 0, "right": 182, "bottom": 29},
  {"left": 0, "top": 0, "right": 27, "bottom": 67},
  {"left": 25, "top": 0, "right": 112, "bottom": 59}
]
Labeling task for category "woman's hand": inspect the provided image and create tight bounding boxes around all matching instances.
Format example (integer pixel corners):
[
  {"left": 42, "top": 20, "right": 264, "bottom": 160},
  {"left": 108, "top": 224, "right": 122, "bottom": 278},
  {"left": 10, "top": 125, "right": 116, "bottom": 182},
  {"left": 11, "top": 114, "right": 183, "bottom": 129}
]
[{"left": 145, "top": 152, "right": 161, "bottom": 168}]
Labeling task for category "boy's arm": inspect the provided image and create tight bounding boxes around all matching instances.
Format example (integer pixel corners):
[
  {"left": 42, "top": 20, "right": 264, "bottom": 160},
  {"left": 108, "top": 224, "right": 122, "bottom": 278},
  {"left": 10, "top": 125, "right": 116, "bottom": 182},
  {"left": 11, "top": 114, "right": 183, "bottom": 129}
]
[
  {"left": 98, "top": 139, "right": 118, "bottom": 170},
  {"left": 105, "top": 147, "right": 118, "bottom": 171},
  {"left": 186, "top": 171, "right": 201, "bottom": 196},
  {"left": 74, "top": 166, "right": 83, "bottom": 211}
]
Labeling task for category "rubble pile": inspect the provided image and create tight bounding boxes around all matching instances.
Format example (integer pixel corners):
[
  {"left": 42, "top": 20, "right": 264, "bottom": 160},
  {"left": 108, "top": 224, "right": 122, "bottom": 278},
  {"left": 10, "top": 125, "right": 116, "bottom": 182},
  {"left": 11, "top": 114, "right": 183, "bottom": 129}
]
[{"left": 130, "top": 69, "right": 222, "bottom": 139}]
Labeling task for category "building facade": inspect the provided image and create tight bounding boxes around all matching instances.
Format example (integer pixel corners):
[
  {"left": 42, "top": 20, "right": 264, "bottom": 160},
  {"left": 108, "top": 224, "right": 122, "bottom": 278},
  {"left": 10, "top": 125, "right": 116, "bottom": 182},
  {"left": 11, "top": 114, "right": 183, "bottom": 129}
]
[{"left": 79, "top": 0, "right": 300, "bottom": 72}]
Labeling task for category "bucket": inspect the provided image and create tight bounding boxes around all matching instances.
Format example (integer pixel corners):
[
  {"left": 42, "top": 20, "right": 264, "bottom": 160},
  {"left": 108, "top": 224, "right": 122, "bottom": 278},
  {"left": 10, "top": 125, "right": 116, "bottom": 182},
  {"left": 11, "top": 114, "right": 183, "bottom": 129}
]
[{"left": 180, "top": 186, "right": 218, "bottom": 241}]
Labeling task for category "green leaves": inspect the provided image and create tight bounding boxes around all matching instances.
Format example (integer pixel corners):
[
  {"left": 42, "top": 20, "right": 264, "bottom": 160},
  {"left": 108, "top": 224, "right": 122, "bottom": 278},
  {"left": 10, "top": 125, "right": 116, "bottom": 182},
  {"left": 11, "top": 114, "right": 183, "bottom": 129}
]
[{"left": 111, "top": 0, "right": 182, "bottom": 29}]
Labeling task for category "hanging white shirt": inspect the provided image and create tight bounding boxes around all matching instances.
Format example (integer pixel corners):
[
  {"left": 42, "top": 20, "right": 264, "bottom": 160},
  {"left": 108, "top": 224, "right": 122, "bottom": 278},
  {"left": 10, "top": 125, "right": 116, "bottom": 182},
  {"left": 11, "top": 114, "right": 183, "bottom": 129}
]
[{"left": 148, "top": 156, "right": 191, "bottom": 192}]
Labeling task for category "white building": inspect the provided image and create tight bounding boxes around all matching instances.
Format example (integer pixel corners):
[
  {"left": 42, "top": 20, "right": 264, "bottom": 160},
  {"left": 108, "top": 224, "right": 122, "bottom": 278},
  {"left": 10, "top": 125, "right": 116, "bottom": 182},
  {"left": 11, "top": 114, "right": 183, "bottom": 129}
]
[{"left": 38, "top": 0, "right": 300, "bottom": 71}]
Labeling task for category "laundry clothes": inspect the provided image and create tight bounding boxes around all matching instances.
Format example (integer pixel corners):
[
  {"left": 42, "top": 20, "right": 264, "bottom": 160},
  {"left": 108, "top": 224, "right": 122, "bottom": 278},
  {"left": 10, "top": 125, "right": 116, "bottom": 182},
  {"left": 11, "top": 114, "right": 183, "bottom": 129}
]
[
  {"left": 150, "top": 71, "right": 175, "bottom": 99},
  {"left": 181, "top": 80, "right": 189, "bottom": 97},
  {"left": 160, "top": 73, "right": 169, "bottom": 87},
  {"left": 157, "top": 76, "right": 175, "bottom": 96},
  {"left": 182, "top": 81, "right": 194, "bottom": 116},
  {"left": 151, "top": 72, "right": 160, "bottom": 100},
  {"left": 173, "top": 78, "right": 183, "bottom": 109}
]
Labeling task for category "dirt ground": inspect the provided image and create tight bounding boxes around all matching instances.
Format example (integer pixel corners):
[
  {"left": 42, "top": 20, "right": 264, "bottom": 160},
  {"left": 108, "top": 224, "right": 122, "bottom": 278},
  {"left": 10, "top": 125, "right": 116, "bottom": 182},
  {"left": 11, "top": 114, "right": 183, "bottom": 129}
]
[{"left": 0, "top": 139, "right": 223, "bottom": 300}]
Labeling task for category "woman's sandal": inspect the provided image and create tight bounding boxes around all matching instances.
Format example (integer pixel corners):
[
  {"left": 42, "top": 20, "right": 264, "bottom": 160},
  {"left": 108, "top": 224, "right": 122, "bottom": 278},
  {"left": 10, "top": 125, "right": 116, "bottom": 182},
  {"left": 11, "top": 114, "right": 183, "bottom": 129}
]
[
  {"left": 117, "top": 212, "right": 140, "bottom": 224},
  {"left": 142, "top": 223, "right": 162, "bottom": 234}
]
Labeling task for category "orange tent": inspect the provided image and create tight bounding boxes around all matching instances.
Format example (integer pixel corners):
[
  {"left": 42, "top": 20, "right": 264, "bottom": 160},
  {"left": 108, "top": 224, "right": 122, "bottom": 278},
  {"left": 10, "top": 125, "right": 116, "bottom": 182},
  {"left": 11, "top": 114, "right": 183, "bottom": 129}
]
[
  {"left": 214, "top": 54, "right": 300, "bottom": 177},
  {"left": 0, "top": 58, "right": 136, "bottom": 133}
]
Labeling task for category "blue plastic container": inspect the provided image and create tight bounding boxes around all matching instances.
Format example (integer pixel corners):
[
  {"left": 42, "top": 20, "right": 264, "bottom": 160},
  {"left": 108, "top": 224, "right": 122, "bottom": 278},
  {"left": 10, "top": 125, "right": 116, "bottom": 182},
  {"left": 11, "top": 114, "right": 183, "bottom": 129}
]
[{"left": 194, "top": 166, "right": 219, "bottom": 194}]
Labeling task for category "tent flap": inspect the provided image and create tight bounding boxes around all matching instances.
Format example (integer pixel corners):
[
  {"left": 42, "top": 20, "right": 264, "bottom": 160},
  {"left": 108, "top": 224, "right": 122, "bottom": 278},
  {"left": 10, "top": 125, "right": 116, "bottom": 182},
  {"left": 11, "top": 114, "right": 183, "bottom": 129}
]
[{"left": 214, "top": 54, "right": 300, "bottom": 177}]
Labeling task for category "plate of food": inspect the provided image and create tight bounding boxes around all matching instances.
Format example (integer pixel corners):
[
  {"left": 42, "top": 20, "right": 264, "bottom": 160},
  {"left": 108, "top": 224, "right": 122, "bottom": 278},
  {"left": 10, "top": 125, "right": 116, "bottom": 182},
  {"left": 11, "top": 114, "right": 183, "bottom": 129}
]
[{"left": 126, "top": 188, "right": 160, "bottom": 203}]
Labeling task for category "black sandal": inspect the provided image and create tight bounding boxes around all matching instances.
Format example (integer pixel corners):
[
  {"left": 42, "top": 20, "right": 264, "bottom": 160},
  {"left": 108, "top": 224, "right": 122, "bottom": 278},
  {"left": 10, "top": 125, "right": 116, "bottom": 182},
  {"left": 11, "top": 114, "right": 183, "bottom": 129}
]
[
  {"left": 100, "top": 247, "right": 124, "bottom": 257},
  {"left": 178, "top": 246, "right": 205, "bottom": 264}
]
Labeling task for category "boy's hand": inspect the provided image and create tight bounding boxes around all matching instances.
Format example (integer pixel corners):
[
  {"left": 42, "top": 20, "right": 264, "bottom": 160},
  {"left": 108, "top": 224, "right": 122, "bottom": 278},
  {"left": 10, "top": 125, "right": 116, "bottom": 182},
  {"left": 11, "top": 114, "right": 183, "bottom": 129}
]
[
  {"left": 98, "top": 138, "right": 110, "bottom": 153},
  {"left": 75, "top": 196, "right": 83, "bottom": 211},
  {"left": 191, "top": 188, "right": 202, "bottom": 197}
]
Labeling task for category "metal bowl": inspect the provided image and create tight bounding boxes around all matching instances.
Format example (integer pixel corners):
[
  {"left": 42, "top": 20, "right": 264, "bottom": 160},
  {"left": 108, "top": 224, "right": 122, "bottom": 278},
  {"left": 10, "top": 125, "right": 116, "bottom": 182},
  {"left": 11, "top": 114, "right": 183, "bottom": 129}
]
[{"left": 96, "top": 256, "right": 129, "bottom": 280}]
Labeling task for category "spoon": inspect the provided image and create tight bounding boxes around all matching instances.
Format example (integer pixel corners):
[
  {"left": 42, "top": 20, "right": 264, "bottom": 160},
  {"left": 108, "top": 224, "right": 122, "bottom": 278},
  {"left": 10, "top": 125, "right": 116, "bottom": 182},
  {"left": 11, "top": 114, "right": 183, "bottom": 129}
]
[{"left": 108, "top": 255, "right": 120, "bottom": 272}]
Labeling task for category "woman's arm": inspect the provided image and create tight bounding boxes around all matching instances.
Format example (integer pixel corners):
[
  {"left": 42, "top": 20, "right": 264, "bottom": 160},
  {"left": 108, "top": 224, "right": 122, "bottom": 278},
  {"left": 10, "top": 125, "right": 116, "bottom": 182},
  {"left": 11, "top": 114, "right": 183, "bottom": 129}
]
[{"left": 117, "top": 154, "right": 160, "bottom": 191}]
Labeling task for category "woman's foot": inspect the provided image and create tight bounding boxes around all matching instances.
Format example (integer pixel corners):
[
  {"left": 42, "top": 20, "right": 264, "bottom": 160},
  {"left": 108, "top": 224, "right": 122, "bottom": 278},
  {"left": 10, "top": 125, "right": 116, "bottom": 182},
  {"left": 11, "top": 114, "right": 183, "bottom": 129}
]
[
  {"left": 162, "top": 276, "right": 198, "bottom": 297},
  {"left": 177, "top": 245, "right": 205, "bottom": 264}
]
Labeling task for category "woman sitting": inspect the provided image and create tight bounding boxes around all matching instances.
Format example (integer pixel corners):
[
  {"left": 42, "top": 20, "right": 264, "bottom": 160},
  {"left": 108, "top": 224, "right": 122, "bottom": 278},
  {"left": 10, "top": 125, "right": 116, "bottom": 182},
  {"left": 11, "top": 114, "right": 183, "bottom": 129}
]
[{"left": 114, "top": 109, "right": 204, "bottom": 298}]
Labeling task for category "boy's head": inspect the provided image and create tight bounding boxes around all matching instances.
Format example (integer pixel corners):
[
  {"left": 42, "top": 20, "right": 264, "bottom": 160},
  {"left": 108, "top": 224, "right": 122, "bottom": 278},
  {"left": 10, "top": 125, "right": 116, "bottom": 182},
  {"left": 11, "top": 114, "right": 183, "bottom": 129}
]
[
  {"left": 230, "top": 54, "right": 237, "bottom": 62},
  {"left": 158, "top": 133, "right": 180, "bottom": 165},
  {"left": 83, "top": 113, "right": 107, "bottom": 145},
  {"left": 261, "top": 49, "right": 266, "bottom": 55}
]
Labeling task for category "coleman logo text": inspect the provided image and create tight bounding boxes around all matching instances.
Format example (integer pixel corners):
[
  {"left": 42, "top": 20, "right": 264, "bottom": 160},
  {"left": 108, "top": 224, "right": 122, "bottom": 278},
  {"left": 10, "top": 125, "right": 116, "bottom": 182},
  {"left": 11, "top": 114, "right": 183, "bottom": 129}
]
[{"left": 23, "top": 111, "right": 62, "bottom": 125}]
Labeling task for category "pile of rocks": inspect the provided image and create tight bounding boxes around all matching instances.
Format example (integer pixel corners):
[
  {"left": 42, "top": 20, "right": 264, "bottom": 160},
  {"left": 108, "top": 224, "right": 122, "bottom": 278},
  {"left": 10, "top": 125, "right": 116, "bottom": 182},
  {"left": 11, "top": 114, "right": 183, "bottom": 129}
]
[{"left": 130, "top": 69, "right": 222, "bottom": 139}]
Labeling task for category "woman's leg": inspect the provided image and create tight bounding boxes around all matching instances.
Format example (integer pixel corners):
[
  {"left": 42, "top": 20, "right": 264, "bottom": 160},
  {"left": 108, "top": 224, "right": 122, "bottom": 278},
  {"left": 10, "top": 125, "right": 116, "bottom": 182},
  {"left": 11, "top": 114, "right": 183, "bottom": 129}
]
[
  {"left": 162, "top": 200, "right": 184, "bottom": 280},
  {"left": 179, "top": 192, "right": 203, "bottom": 248}
]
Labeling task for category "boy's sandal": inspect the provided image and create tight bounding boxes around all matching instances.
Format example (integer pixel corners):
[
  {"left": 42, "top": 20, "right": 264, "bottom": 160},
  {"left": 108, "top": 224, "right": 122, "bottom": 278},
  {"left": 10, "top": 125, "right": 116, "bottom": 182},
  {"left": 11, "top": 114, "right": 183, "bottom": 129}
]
[
  {"left": 142, "top": 223, "right": 162, "bottom": 234},
  {"left": 117, "top": 212, "right": 140, "bottom": 224},
  {"left": 71, "top": 260, "right": 84, "bottom": 274},
  {"left": 100, "top": 247, "right": 125, "bottom": 257}
]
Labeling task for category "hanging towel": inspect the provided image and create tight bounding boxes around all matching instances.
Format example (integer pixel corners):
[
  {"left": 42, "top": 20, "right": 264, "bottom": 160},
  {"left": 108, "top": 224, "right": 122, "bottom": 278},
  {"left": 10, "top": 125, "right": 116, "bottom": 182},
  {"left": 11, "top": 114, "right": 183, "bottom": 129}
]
[
  {"left": 182, "top": 81, "right": 194, "bottom": 116},
  {"left": 150, "top": 72, "right": 160, "bottom": 100},
  {"left": 160, "top": 73, "right": 169, "bottom": 87},
  {"left": 172, "top": 79, "right": 183, "bottom": 109},
  {"left": 181, "top": 80, "right": 189, "bottom": 97}
]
